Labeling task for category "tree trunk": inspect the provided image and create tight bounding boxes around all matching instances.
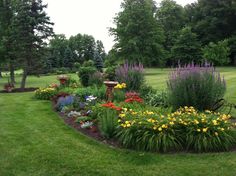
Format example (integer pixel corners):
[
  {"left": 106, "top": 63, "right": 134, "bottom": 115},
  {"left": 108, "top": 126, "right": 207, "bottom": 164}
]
[
  {"left": 20, "top": 69, "right": 28, "bottom": 90},
  {"left": 9, "top": 62, "right": 15, "bottom": 83},
  {"left": 0, "top": 70, "right": 2, "bottom": 78}
]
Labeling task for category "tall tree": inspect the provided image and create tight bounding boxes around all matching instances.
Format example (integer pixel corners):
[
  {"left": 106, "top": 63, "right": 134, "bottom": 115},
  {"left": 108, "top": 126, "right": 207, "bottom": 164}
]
[
  {"left": 156, "top": 0, "right": 186, "bottom": 51},
  {"left": 111, "top": 0, "right": 165, "bottom": 66},
  {"left": 0, "top": 0, "right": 16, "bottom": 83},
  {"left": 171, "top": 27, "right": 202, "bottom": 65},
  {"left": 12, "top": 0, "right": 54, "bottom": 89}
]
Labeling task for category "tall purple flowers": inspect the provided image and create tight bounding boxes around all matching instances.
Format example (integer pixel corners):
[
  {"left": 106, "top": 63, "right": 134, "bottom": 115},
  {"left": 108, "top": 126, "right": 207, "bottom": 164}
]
[
  {"left": 115, "top": 62, "right": 144, "bottom": 91},
  {"left": 167, "top": 63, "right": 226, "bottom": 111}
]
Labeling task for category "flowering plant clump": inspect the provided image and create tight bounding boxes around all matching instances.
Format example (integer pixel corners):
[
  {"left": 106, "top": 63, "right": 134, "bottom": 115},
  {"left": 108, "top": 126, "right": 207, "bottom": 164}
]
[
  {"left": 117, "top": 106, "right": 236, "bottom": 152},
  {"left": 101, "top": 102, "right": 122, "bottom": 111},
  {"left": 115, "top": 62, "right": 144, "bottom": 91},
  {"left": 35, "top": 87, "right": 57, "bottom": 100},
  {"left": 114, "top": 83, "right": 127, "bottom": 89},
  {"left": 85, "top": 95, "right": 97, "bottom": 102},
  {"left": 125, "top": 92, "right": 143, "bottom": 103},
  {"left": 49, "top": 83, "right": 59, "bottom": 89},
  {"left": 167, "top": 63, "right": 226, "bottom": 111}
]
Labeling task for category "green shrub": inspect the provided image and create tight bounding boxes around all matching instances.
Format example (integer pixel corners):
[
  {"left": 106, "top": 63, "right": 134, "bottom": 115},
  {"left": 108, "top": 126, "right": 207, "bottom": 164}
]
[
  {"left": 139, "top": 84, "right": 156, "bottom": 98},
  {"left": 83, "top": 60, "right": 95, "bottom": 67},
  {"left": 144, "top": 91, "right": 168, "bottom": 107},
  {"left": 35, "top": 87, "right": 58, "bottom": 100},
  {"left": 105, "top": 66, "right": 117, "bottom": 81},
  {"left": 98, "top": 108, "right": 119, "bottom": 139},
  {"left": 202, "top": 40, "right": 230, "bottom": 66},
  {"left": 78, "top": 66, "right": 97, "bottom": 87},
  {"left": 167, "top": 64, "right": 226, "bottom": 111}
]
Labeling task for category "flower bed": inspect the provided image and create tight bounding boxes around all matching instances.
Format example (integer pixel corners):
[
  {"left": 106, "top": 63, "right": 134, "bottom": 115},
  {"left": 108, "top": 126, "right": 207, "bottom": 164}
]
[{"left": 34, "top": 68, "right": 236, "bottom": 153}]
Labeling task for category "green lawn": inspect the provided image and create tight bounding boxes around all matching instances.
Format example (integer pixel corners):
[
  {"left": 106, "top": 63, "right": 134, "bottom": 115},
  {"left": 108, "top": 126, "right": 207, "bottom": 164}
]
[{"left": 0, "top": 67, "right": 236, "bottom": 176}]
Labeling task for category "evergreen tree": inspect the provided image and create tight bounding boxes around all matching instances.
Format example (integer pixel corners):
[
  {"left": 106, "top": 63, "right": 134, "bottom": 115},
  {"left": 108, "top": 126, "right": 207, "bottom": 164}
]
[
  {"left": 94, "top": 50, "right": 103, "bottom": 72},
  {"left": 63, "top": 46, "right": 74, "bottom": 68},
  {"left": 171, "top": 27, "right": 202, "bottom": 65},
  {"left": 12, "top": 0, "right": 54, "bottom": 89},
  {"left": 0, "top": 0, "right": 16, "bottom": 83},
  {"left": 111, "top": 0, "right": 165, "bottom": 66}
]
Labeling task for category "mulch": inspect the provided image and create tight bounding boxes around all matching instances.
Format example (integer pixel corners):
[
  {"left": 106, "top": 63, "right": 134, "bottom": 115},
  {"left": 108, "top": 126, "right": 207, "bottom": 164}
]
[
  {"left": 55, "top": 106, "right": 120, "bottom": 148},
  {"left": 0, "top": 87, "right": 38, "bottom": 93}
]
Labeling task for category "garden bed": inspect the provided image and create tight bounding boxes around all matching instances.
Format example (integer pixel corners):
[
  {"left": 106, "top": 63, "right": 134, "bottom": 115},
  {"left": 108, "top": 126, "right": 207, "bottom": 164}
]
[{"left": 0, "top": 87, "right": 38, "bottom": 93}]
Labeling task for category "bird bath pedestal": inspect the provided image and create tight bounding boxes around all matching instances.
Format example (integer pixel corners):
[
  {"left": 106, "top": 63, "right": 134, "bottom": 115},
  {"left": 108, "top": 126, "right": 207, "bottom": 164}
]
[{"left": 104, "top": 81, "right": 118, "bottom": 101}]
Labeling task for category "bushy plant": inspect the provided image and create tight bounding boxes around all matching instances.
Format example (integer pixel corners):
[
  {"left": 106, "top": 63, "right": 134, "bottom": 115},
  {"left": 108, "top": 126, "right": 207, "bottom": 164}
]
[
  {"left": 139, "top": 84, "right": 157, "bottom": 98},
  {"left": 144, "top": 91, "right": 168, "bottom": 107},
  {"left": 115, "top": 62, "right": 144, "bottom": 91},
  {"left": 203, "top": 40, "right": 230, "bottom": 66},
  {"left": 35, "top": 87, "right": 58, "bottom": 100},
  {"left": 78, "top": 66, "right": 97, "bottom": 87},
  {"left": 88, "top": 71, "right": 104, "bottom": 87},
  {"left": 167, "top": 64, "right": 226, "bottom": 111},
  {"left": 83, "top": 60, "right": 95, "bottom": 67},
  {"left": 98, "top": 108, "right": 119, "bottom": 139},
  {"left": 117, "top": 106, "right": 236, "bottom": 152},
  {"left": 105, "top": 66, "right": 117, "bottom": 81}
]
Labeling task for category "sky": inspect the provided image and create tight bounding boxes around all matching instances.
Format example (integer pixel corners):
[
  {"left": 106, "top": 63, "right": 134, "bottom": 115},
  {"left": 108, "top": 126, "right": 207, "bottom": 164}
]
[{"left": 44, "top": 0, "right": 196, "bottom": 52}]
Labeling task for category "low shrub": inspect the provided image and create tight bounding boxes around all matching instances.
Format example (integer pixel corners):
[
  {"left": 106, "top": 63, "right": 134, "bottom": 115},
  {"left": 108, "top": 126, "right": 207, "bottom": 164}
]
[
  {"left": 35, "top": 87, "right": 57, "bottom": 100},
  {"left": 117, "top": 106, "right": 236, "bottom": 152},
  {"left": 105, "top": 66, "right": 117, "bottom": 81},
  {"left": 167, "top": 64, "right": 226, "bottom": 111},
  {"left": 144, "top": 91, "right": 168, "bottom": 107},
  {"left": 139, "top": 84, "right": 157, "bottom": 98},
  {"left": 115, "top": 62, "right": 144, "bottom": 91},
  {"left": 78, "top": 66, "right": 97, "bottom": 87}
]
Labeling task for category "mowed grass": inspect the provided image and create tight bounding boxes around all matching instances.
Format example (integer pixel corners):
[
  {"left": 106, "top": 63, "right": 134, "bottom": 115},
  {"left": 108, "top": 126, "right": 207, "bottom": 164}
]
[{"left": 0, "top": 67, "right": 236, "bottom": 176}]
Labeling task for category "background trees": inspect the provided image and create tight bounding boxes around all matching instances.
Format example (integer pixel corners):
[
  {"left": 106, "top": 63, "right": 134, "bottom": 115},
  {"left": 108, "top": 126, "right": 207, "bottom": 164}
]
[
  {"left": 110, "top": 0, "right": 236, "bottom": 66},
  {"left": 111, "top": 0, "right": 165, "bottom": 66}
]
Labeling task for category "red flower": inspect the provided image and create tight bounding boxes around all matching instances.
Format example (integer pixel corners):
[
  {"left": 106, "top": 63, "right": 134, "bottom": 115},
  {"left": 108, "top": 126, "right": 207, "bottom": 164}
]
[
  {"left": 101, "top": 102, "right": 122, "bottom": 111},
  {"left": 125, "top": 96, "right": 143, "bottom": 103}
]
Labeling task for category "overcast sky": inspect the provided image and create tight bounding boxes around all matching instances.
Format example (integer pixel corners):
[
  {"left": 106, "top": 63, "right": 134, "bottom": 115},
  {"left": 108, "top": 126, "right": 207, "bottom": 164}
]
[{"left": 44, "top": 0, "right": 196, "bottom": 52}]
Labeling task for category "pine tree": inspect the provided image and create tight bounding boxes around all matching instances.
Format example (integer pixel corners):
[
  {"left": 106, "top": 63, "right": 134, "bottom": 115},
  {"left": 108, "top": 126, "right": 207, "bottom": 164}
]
[{"left": 12, "top": 0, "right": 54, "bottom": 89}]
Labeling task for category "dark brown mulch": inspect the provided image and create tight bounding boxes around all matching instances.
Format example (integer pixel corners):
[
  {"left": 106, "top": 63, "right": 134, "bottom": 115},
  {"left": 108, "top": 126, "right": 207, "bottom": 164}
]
[
  {"left": 0, "top": 87, "right": 38, "bottom": 93},
  {"left": 57, "top": 111, "right": 120, "bottom": 148}
]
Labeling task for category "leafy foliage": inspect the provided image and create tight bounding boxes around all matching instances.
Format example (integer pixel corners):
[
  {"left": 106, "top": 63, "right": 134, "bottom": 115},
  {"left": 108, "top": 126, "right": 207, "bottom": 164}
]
[
  {"left": 98, "top": 108, "right": 119, "bottom": 139},
  {"left": 203, "top": 40, "right": 230, "bottom": 66},
  {"left": 78, "top": 66, "right": 97, "bottom": 87},
  {"left": 171, "top": 27, "right": 202, "bottom": 65},
  {"left": 111, "top": 0, "right": 165, "bottom": 66}
]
